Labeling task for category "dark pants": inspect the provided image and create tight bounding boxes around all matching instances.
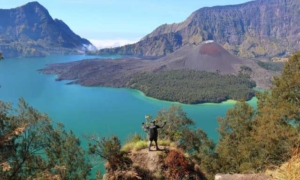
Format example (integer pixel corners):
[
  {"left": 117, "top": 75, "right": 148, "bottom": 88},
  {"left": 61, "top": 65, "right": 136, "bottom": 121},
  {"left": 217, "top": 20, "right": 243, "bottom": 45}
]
[{"left": 149, "top": 136, "right": 158, "bottom": 150}]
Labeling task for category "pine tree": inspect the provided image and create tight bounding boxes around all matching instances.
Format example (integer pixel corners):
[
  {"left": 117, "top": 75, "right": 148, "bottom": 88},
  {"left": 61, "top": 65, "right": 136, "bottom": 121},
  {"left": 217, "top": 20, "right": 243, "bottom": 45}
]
[
  {"left": 216, "top": 101, "right": 255, "bottom": 172},
  {"left": 0, "top": 98, "right": 91, "bottom": 179},
  {"left": 271, "top": 52, "right": 300, "bottom": 122},
  {"left": 214, "top": 51, "right": 300, "bottom": 173}
]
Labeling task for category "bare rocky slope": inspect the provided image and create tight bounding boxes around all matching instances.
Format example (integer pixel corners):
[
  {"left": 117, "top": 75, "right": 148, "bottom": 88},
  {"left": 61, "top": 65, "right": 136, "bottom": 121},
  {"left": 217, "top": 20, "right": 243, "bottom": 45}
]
[
  {"left": 96, "top": 0, "right": 300, "bottom": 58},
  {"left": 103, "top": 146, "right": 273, "bottom": 180},
  {"left": 0, "top": 2, "right": 95, "bottom": 58},
  {"left": 214, "top": 174, "right": 272, "bottom": 180},
  {"left": 103, "top": 146, "right": 206, "bottom": 180}
]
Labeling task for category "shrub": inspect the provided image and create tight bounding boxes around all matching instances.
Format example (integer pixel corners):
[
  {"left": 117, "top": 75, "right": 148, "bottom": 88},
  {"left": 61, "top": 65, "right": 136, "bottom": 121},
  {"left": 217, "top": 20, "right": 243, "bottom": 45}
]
[
  {"left": 121, "top": 143, "right": 135, "bottom": 152},
  {"left": 266, "top": 147, "right": 300, "bottom": 180},
  {"left": 158, "top": 139, "right": 171, "bottom": 146},
  {"left": 127, "top": 133, "right": 143, "bottom": 143},
  {"left": 121, "top": 140, "right": 148, "bottom": 152},
  {"left": 164, "top": 150, "right": 190, "bottom": 179},
  {"left": 134, "top": 141, "right": 148, "bottom": 151},
  {"left": 87, "top": 135, "right": 132, "bottom": 170}
]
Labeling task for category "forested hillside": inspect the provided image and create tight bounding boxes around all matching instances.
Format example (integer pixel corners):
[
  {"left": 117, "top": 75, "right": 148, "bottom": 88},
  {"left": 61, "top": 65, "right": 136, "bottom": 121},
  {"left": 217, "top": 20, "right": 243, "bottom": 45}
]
[{"left": 127, "top": 70, "right": 256, "bottom": 104}]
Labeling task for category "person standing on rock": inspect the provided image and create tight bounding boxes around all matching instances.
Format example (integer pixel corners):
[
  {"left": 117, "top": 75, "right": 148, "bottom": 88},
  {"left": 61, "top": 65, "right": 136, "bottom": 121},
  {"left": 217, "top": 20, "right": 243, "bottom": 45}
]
[{"left": 142, "top": 121, "right": 166, "bottom": 151}]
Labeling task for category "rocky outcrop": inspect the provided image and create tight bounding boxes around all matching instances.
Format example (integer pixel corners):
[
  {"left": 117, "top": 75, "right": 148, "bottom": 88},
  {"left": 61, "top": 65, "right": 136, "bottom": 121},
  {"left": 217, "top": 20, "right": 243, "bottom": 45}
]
[
  {"left": 97, "top": 0, "right": 300, "bottom": 58},
  {"left": 215, "top": 174, "right": 271, "bottom": 180},
  {"left": 0, "top": 1, "right": 95, "bottom": 58},
  {"left": 103, "top": 147, "right": 206, "bottom": 180}
]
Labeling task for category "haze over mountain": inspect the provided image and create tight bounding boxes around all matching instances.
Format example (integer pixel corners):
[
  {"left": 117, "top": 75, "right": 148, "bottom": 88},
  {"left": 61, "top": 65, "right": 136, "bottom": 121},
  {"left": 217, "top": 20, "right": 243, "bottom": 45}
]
[
  {"left": 0, "top": 1, "right": 96, "bottom": 58},
  {"left": 96, "top": 0, "right": 300, "bottom": 58}
]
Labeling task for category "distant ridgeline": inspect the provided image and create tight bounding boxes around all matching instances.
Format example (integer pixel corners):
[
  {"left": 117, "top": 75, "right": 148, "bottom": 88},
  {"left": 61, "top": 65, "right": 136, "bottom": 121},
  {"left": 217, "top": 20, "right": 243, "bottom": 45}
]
[
  {"left": 94, "top": 0, "right": 300, "bottom": 58},
  {"left": 0, "top": 2, "right": 96, "bottom": 58},
  {"left": 127, "top": 70, "right": 256, "bottom": 104}
]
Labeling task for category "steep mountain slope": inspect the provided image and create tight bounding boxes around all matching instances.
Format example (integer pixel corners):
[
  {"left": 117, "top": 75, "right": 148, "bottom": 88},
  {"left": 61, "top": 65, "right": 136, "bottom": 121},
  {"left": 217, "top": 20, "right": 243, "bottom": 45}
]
[
  {"left": 0, "top": 1, "right": 95, "bottom": 58},
  {"left": 94, "top": 32, "right": 182, "bottom": 57},
  {"left": 96, "top": 0, "right": 300, "bottom": 58}
]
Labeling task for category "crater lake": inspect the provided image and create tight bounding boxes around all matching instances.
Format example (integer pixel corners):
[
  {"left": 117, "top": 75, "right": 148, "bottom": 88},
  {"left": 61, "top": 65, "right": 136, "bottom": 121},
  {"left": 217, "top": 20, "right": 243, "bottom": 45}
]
[{"left": 0, "top": 55, "right": 257, "bottom": 144}]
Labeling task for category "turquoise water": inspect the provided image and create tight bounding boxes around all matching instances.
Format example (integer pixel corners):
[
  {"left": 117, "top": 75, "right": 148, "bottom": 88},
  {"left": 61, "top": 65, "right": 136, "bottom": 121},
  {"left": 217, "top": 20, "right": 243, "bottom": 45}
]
[{"left": 0, "top": 55, "right": 257, "bottom": 144}]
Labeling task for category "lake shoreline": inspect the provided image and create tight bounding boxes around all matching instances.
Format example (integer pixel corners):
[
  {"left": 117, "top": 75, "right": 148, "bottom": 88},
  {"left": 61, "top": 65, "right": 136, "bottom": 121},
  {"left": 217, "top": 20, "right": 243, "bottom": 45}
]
[
  {"left": 56, "top": 83, "right": 258, "bottom": 106},
  {"left": 40, "top": 57, "right": 257, "bottom": 104}
]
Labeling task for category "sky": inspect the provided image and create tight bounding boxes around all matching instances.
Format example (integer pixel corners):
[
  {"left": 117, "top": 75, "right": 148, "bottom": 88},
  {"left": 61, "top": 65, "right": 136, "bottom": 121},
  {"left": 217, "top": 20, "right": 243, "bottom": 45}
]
[{"left": 0, "top": 0, "right": 250, "bottom": 49}]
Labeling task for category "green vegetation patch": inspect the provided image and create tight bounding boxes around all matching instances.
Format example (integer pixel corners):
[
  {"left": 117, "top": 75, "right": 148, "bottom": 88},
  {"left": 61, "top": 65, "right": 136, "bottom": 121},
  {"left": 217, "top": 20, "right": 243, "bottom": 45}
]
[
  {"left": 127, "top": 70, "right": 256, "bottom": 104},
  {"left": 122, "top": 141, "right": 148, "bottom": 152},
  {"left": 257, "top": 61, "right": 284, "bottom": 71}
]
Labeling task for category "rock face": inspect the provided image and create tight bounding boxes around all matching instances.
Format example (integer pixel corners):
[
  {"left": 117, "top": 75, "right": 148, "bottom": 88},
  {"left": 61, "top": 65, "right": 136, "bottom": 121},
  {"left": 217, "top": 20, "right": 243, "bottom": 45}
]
[
  {"left": 97, "top": 0, "right": 300, "bottom": 58},
  {"left": 215, "top": 174, "right": 272, "bottom": 180},
  {"left": 0, "top": 1, "right": 95, "bottom": 58}
]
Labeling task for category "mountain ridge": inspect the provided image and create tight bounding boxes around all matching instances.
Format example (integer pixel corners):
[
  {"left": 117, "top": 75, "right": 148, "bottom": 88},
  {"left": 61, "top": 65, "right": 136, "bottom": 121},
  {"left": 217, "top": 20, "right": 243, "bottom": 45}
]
[
  {"left": 95, "top": 0, "right": 300, "bottom": 58},
  {"left": 0, "top": 1, "right": 95, "bottom": 58}
]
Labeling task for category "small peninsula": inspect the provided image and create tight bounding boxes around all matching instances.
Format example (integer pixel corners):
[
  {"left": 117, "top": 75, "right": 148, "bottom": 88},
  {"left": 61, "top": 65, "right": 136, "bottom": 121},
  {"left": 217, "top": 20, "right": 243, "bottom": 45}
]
[{"left": 40, "top": 42, "right": 277, "bottom": 104}]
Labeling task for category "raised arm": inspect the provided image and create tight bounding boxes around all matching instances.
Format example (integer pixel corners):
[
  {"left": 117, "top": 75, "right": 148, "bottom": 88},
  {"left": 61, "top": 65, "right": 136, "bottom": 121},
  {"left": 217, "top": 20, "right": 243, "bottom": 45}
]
[
  {"left": 142, "top": 123, "right": 150, "bottom": 130},
  {"left": 158, "top": 122, "right": 167, "bottom": 128}
]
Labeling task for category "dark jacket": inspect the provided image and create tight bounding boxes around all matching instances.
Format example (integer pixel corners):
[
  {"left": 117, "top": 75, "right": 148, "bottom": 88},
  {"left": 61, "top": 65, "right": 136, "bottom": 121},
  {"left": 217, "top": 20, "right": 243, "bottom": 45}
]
[{"left": 143, "top": 123, "right": 166, "bottom": 140}]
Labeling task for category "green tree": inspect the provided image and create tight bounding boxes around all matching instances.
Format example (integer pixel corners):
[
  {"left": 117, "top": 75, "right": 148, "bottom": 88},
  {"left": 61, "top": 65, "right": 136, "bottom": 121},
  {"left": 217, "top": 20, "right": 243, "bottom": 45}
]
[
  {"left": 0, "top": 98, "right": 91, "bottom": 179},
  {"left": 249, "top": 92, "right": 300, "bottom": 171},
  {"left": 184, "top": 129, "right": 219, "bottom": 180},
  {"left": 214, "top": 51, "right": 300, "bottom": 173},
  {"left": 45, "top": 124, "right": 91, "bottom": 179},
  {"left": 271, "top": 52, "right": 300, "bottom": 122},
  {"left": 86, "top": 135, "right": 132, "bottom": 171},
  {"left": 215, "top": 96, "right": 300, "bottom": 174},
  {"left": 154, "top": 105, "right": 194, "bottom": 141},
  {"left": 154, "top": 105, "right": 218, "bottom": 179},
  {"left": 0, "top": 52, "right": 3, "bottom": 60},
  {"left": 216, "top": 101, "right": 255, "bottom": 173},
  {"left": 249, "top": 52, "right": 300, "bottom": 170}
]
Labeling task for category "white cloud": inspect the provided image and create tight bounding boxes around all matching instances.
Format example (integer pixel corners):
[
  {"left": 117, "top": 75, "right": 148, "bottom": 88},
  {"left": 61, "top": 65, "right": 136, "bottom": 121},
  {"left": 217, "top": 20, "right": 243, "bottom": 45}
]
[{"left": 89, "top": 38, "right": 140, "bottom": 50}]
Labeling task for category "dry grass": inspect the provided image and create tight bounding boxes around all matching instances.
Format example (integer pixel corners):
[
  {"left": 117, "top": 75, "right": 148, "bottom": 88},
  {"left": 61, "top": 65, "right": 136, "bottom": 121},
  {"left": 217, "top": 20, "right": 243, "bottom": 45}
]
[
  {"left": 122, "top": 139, "right": 172, "bottom": 152},
  {"left": 266, "top": 148, "right": 300, "bottom": 180},
  {"left": 122, "top": 141, "right": 148, "bottom": 152},
  {"left": 134, "top": 141, "right": 148, "bottom": 151},
  {"left": 157, "top": 139, "right": 171, "bottom": 146}
]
